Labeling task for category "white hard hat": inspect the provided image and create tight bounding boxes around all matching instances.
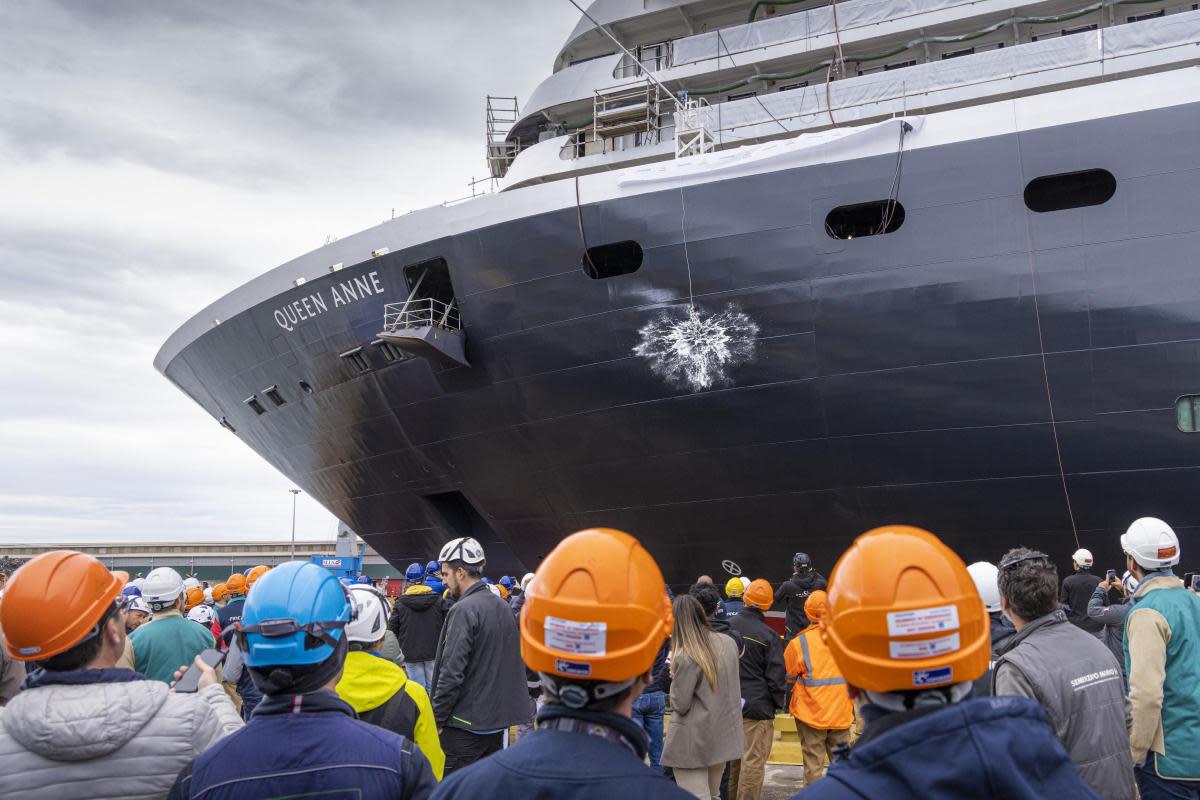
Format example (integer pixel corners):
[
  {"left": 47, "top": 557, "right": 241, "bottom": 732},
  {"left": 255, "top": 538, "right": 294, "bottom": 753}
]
[
  {"left": 520, "top": 572, "right": 535, "bottom": 591},
  {"left": 126, "top": 596, "right": 152, "bottom": 616},
  {"left": 740, "top": 576, "right": 751, "bottom": 591},
  {"left": 142, "top": 567, "right": 185, "bottom": 610},
  {"left": 486, "top": 583, "right": 502, "bottom": 598},
  {"left": 183, "top": 577, "right": 202, "bottom": 591},
  {"left": 203, "top": 587, "right": 214, "bottom": 604},
  {"left": 967, "top": 561, "right": 1002, "bottom": 613},
  {"left": 345, "top": 585, "right": 391, "bottom": 644},
  {"left": 438, "top": 536, "right": 485, "bottom": 567},
  {"left": 1121, "top": 517, "right": 1180, "bottom": 569},
  {"left": 1072, "top": 549, "right": 1094, "bottom": 568},
  {"left": 130, "top": 578, "right": 145, "bottom": 591},
  {"left": 1121, "top": 570, "right": 1138, "bottom": 594},
  {"left": 186, "top": 605, "right": 215, "bottom": 625}
]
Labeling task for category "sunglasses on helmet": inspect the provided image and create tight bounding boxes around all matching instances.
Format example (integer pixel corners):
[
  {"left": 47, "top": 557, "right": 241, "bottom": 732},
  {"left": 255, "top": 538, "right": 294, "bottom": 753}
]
[{"left": 230, "top": 617, "right": 349, "bottom": 651}]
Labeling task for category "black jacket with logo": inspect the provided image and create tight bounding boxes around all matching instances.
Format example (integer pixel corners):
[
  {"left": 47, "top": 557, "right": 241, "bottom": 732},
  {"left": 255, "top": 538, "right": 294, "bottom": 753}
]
[
  {"left": 729, "top": 607, "right": 788, "bottom": 720},
  {"left": 388, "top": 588, "right": 447, "bottom": 662},
  {"left": 774, "top": 570, "right": 828, "bottom": 638}
]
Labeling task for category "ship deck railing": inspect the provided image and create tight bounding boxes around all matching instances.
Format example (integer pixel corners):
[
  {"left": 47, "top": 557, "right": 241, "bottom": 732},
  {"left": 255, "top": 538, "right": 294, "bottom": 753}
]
[{"left": 382, "top": 298, "right": 462, "bottom": 334}]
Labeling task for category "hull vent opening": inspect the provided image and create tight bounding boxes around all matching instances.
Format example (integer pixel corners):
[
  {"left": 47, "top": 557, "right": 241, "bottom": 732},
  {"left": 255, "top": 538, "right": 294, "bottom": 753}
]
[
  {"left": 340, "top": 347, "right": 372, "bottom": 374},
  {"left": 379, "top": 257, "right": 468, "bottom": 367},
  {"left": 1024, "top": 169, "right": 1116, "bottom": 213},
  {"left": 824, "top": 200, "right": 905, "bottom": 239},
  {"left": 583, "top": 240, "right": 643, "bottom": 279},
  {"left": 263, "top": 385, "right": 286, "bottom": 406},
  {"left": 243, "top": 395, "right": 266, "bottom": 415}
]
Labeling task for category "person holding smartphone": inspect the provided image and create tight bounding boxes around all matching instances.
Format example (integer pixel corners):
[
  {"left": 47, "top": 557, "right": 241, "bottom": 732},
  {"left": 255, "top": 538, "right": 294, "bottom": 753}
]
[
  {"left": 1087, "top": 570, "right": 1137, "bottom": 679},
  {"left": 0, "top": 550, "right": 243, "bottom": 800}
]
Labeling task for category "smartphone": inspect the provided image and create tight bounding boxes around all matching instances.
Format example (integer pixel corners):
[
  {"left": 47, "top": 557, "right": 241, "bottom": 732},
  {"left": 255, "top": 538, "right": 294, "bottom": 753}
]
[
  {"left": 1190, "top": 574, "right": 1200, "bottom": 592},
  {"left": 1184, "top": 572, "right": 1194, "bottom": 590},
  {"left": 173, "top": 648, "right": 226, "bottom": 693},
  {"left": 1106, "top": 569, "right": 1117, "bottom": 581}
]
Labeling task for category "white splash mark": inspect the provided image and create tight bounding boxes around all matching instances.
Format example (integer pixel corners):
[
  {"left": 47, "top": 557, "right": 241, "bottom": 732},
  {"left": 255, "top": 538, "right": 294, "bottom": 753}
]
[{"left": 633, "top": 304, "right": 760, "bottom": 392}]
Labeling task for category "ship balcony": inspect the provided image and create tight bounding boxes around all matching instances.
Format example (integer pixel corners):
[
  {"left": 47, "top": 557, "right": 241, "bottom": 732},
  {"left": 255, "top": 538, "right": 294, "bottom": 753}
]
[{"left": 379, "top": 298, "right": 469, "bottom": 367}]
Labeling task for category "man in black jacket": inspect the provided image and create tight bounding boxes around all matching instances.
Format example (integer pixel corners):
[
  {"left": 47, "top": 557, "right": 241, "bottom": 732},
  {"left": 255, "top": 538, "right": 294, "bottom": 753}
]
[
  {"left": 430, "top": 537, "right": 530, "bottom": 776},
  {"left": 774, "top": 552, "right": 827, "bottom": 639},
  {"left": 1060, "top": 547, "right": 1103, "bottom": 637},
  {"left": 389, "top": 562, "right": 447, "bottom": 694},
  {"left": 729, "top": 578, "right": 787, "bottom": 800}
]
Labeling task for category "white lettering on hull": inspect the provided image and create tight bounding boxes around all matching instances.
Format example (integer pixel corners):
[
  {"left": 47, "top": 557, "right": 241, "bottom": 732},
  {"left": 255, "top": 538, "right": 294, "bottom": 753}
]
[{"left": 272, "top": 270, "right": 385, "bottom": 331}]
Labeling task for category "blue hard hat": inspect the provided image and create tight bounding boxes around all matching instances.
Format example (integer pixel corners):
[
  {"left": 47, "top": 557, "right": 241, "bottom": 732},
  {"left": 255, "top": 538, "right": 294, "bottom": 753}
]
[
  {"left": 482, "top": 576, "right": 493, "bottom": 584},
  {"left": 425, "top": 560, "right": 440, "bottom": 575},
  {"left": 240, "top": 561, "right": 352, "bottom": 668},
  {"left": 121, "top": 585, "right": 142, "bottom": 597},
  {"left": 355, "top": 574, "right": 371, "bottom": 585},
  {"left": 405, "top": 562, "right": 424, "bottom": 582},
  {"left": 499, "top": 575, "right": 516, "bottom": 589},
  {"left": 339, "top": 577, "right": 354, "bottom": 586}
]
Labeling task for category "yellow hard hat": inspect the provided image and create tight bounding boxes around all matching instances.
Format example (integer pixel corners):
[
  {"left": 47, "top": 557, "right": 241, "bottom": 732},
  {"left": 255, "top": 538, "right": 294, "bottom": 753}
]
[{"left": 725, "top": 577, "right": 744, "bottom": 598}]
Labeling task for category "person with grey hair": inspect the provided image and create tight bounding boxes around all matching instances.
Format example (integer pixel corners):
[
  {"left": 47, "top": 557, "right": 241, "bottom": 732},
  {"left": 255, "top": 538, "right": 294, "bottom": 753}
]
[
  {"left": 993, "top": 547, "right": 1136, "bottom": 800},
  {"left": 1087, "top": 571, "right": 1137, "bottom": 679}
]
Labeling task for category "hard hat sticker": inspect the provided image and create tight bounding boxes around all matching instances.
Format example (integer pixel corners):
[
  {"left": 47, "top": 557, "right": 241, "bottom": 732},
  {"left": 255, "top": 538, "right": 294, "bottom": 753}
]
[
  {"left": 912, "top": 666, "right": 953, "bottom": 687},
  {"left": 886, "top": 605, "right": 959, "bottom": 637},
  {"left": 555, "top": 659, "right": 592, "bottom": 677},
  {"left": 545, "top": 616, "right": 607, "bottom": 656},
  {"left": 889, "top": 633, "right": 961, "bottom": 660}
]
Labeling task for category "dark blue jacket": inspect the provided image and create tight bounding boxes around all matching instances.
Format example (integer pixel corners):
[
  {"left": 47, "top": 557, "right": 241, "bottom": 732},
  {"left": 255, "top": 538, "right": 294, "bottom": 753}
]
[
  {"left": 431, "top": 703, "right": 690, "bottom": 800},
  {"left": 793, "top": 696, "right": 1100, "bottom": 799},
  {"left": 168, "top": 690, "right": 435, "bottom": 800}
]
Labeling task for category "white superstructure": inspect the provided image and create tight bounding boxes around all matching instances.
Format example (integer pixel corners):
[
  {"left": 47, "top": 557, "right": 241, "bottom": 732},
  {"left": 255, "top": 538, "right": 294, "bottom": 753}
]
[{"left": 491, "top": 0, "right": 1200, "bottom": 188}]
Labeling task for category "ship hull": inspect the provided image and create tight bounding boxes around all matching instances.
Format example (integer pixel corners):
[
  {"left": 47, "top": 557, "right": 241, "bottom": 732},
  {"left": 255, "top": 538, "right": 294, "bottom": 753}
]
[{"left": 161, "top": 94, "right": 1200, "bottom": 584}]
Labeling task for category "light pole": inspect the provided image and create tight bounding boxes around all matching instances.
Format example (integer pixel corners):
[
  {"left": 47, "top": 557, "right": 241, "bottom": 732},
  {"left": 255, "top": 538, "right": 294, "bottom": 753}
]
[{"left": 289, "top": 489, "right": 301, "bottom": 560}]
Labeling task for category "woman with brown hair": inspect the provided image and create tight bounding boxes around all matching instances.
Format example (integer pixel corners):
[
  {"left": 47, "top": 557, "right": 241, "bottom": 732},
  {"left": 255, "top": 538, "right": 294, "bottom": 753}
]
[{"left": 661, "top": 593, "right": 745, "bottom": 799}]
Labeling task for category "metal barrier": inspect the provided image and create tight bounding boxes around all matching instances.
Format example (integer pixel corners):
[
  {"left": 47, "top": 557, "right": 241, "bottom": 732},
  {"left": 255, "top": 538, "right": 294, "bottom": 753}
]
[{"left": 382, "top": 298, "right": 461, "bottom": 333}]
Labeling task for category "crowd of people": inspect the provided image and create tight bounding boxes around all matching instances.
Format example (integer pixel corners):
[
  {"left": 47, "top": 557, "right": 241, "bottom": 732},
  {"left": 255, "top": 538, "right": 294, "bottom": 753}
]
[{"left": 0, "top": 516, "right": 1196, "bottom": 800}]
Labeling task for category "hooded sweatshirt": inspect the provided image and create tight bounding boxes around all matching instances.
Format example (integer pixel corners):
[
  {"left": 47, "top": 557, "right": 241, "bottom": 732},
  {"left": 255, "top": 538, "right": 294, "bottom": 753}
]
[
  {"left": 0, "top": 668, "right": 242, "bottom": 799},
  {"left": 389, "top": 584, "right": 447, "bottom": 663},
  {"left": 336, "top": 650, "right": 445, "bottom": 780}
]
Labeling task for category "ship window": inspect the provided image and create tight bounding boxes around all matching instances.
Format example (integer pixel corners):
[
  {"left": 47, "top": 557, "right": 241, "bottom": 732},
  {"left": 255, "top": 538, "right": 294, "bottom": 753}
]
[
  {"left": 299, "top": 380, "right": 315, "bottom": 395},
  {"left": 1127, "top": 9, "right": 1164, "bottom": 21},
  {"left": 374, "top": 339, "right": 404, "bottom": 363},
  {"left": 1024, "top": 169, "right": 1116, "bottom": 212},
  {"left": 263, "top": 385, "right": 286, "bottom": 406},
  {"left": 340, "top": 347, "right": 371, "bottom": 373},
  {"left": 942, "top": 47, "right": 975, "bottom": 59},
  {"left": 778, "top": 81, "right": 809, "bottom": 92},
  {"left": 243, "top": 396, "right": 266, "bottom": 415},
  {"left": 728, "top": 90, "right": 758, "bottom": 101},
  {"left": 582, "top": 240, "right": 643, "bottom": 279},
  {"left": 1177, "top": 395, "right": 1200, "bottom": 433},
  {"left": 219, "top": 417, "right": 237, "bottom": 433},
  {"left": 824, "top": 200, "right": 906, "bottom": 239},
  {"left": 1063, "top": 23, "right": 1098, "bottom": 35}
]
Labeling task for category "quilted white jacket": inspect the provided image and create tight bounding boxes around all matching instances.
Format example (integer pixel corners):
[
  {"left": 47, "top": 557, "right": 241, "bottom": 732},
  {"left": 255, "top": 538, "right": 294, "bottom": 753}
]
[{"left": 0, "top": 677, "right": 242, "bottom": 799}]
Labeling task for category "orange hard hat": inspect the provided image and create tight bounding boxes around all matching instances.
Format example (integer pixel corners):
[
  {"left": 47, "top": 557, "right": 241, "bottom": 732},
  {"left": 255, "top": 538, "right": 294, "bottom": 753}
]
[
  {"left": 226, "top": 573, "right": 249, "bottom": 595},
  {"left": 521, "top": 528, "right": 672, "bottom": 684},
  {"left": 822, "top": 525, "right": 990, "bottom": 693},
  {"left": 246, "top": 565, "right": 270, "bottom": 587},
  {"left": 804, "top": 589, "right": 829, "bottom": 623},
  {"left": 211, "top": 582, "right": 229, "bottom": 601},
  {"left": 497, "top": 584, "right": 509, "bottom": 601},
  {"left": 111, "top": 570, "right": 130, "bottom": 586},
  {"left": 1, "top": 550, "right": 123, "bottom": 661},
  {"left": 743, "top": 578, "right": 773, "bottom": 611},
  {"left": 184, "top": 586, "right": 205, "bottom": 610}
]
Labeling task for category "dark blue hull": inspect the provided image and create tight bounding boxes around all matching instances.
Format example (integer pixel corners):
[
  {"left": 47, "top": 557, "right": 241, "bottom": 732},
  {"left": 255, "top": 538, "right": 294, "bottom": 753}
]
[{"left": 161, "top": 98, "right": 1200, "bottom": 583}]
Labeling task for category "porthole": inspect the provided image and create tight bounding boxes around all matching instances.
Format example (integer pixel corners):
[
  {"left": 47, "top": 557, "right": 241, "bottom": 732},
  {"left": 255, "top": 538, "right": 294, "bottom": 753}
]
[
  {"left": 1023, "top": 169, "right": 1116, "bottom": 213},
  {"left": 582, "top": 241, "right": 643, "bottom": 280},
  {"left": 824, "top": 200, "right": 905, "bottom": 240},
  {"left": 1177, "top": 395, "right": 1200, "bottom": 433},
  {"left": 299, "top": 381, "right": 315, "bottom": 395}
]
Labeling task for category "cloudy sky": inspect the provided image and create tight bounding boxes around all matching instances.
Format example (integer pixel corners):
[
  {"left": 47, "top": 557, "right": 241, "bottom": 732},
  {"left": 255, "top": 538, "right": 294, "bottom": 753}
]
[{"left": 0, "top": 1, "right": 579, "bottom": 543}]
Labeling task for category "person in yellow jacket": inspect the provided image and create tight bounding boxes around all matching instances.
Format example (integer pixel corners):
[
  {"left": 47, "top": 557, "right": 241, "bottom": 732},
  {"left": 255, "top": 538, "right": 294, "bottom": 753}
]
[
  {"left": 336, "top": 584, "right": 446, "bottom": 780},
  {"left": 784, "top": 590, "right": 853, "bottom": 785}
]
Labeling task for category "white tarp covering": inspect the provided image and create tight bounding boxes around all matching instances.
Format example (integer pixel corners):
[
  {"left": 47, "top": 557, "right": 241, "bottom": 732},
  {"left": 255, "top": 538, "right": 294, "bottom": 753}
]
[
  {"left": 705, "top": 11, "right": 1200, "bottom": 138},
  {"left": 673, "top": 0, "right": 978, "bottom": 66}
]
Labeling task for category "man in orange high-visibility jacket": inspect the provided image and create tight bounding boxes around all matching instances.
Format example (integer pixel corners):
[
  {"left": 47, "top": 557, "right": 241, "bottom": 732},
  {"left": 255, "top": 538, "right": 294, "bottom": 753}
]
[{"left": 784, "top": 590, "right": 853, "bottom": 785}]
